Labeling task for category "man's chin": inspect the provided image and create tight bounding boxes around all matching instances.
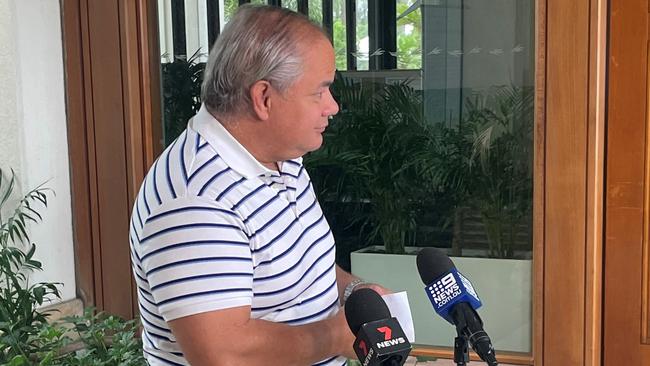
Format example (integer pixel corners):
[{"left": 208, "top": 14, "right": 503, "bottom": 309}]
[
  {"left": 308, "top": 140, "right": 324, "bottom": 153},
  {"left": 288, "top": 139, "right": 324, "bottom": 158}
]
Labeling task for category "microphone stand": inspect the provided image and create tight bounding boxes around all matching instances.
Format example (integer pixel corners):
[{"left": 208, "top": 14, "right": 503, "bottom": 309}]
[
  {"left": 381, "top": 356, "right": 404, "bottom": 366},
  {"left": 450, "top": 304, "right": 499, "bottom": 366},
  {"left": 453, "top": 331, "right": 470, "bottom": 366}
]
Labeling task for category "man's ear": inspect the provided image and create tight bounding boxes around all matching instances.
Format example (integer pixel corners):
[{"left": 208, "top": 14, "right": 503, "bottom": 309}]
[{"left": 250, "top": 80, "right": 272, "bottom": 120}]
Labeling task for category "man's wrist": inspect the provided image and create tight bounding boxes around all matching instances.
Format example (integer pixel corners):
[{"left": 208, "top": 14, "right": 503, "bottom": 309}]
[{"left": 342, "top": 278, "right": 368, "bottom": 304}]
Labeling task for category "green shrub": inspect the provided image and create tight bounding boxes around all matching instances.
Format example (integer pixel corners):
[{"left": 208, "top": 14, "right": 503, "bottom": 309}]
[{"left": 0, "top": 168, "right": 145, "bottom": 365}]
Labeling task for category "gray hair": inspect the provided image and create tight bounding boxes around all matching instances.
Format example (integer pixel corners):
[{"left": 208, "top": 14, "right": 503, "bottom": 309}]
[{"left": 201, "top": 5, "right": 328, "bottom": 118}]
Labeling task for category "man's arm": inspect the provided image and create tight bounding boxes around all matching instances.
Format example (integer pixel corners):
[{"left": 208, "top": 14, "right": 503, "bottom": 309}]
[
  {"left": 169, "top": 305, "right": 355, "bottom": 366},
  {"left": 169, "top": 268, "right": 393, "bottom": 366}
]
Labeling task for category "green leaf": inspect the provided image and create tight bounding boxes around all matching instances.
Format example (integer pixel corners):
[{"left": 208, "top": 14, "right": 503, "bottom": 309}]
[
  {"left": 0, "top": 169, "right": 16, "bottom": 207},
  {"left": 8, "top": 355, "right": 29, "bottom": 366},
  {"left": 33, "top": 286, "right": 45, "bottom": 304}
]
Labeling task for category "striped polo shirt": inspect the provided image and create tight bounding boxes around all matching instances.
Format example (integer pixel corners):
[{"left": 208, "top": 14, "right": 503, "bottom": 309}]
[{"left": 129, "top": 105, "right": 345, "bottom": 366}]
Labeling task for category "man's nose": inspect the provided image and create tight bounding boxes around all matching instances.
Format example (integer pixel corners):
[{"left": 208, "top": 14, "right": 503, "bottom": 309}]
[{"left": 325, "top": 92, "right": 339, "bottom": 117}]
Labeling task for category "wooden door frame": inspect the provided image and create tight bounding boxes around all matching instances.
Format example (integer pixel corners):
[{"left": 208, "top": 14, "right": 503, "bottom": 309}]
[
  {"left": 61, "top": 0, "right": 162, "bottom": 319},
  {"left": 60, "top": 0, "right": 607, "bottom": 364},
  {"left": 543, "top": 0, "right": 607, "bottom": 365},
  {"left": 603, "top": 0, "right": 650, "bottom": 364}
]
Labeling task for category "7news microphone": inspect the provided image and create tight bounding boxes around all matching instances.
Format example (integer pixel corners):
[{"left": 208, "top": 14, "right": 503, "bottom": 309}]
[
  {"left": 416, "top": 247, "right": 498, "bottom": 365},
  {"left": 344, "top": 288, "right": 412, "bottom": 366}
]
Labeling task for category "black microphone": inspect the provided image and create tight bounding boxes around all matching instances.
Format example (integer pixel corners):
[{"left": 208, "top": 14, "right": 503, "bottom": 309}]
[
  {"left": 416, "top": 248, "right": 498, "bottom": 365},
  {"left": 344, "top": 288, "right": 412, "bottom": 366}
]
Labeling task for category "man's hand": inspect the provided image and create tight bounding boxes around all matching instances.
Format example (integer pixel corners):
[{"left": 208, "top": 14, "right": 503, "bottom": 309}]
[
  {"left": 331, "top": 309, "right": 358, "bottom": 359},
  {"left": 354, "top": 282, "right": 392, "bottom": 296}
]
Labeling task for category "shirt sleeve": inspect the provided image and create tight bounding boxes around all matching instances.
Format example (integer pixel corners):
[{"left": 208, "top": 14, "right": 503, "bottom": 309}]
[{"left": 138, "top": 195, "right": 253, "bottom": 321}]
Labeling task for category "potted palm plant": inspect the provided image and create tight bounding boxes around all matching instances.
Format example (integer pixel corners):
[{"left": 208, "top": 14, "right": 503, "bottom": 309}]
[
  {"left": 161, "top": 50, "right": 205, "bottom": 145},
  {"left": 306, "top": 78, "right": 535, "bottom": 352},
  {"left": 422, "top": 87, "right": 534, "bottom": 352},
  {"left": 306, "top": 74, "right": 437, "bottom": 257},
  {"left": 437, "top": 85, "right": 534, "bottom": 259}
]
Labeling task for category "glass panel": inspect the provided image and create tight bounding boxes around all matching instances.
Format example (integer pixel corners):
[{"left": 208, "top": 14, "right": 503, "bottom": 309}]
[
  {"left": 306, "top": 0, "right": 535, "bottom": 354},
  {"left": 155, "top": 0, "right": 535, "bottom": 356},
  {"left": 333, "top": 0, "right": 347, "bottom": 70},
  {"left": 354, "top": 0, "right": 368, "bottom": 70},
  {"left": 159, "top": 0, "right": 207, "bottom": 146},
  {"left": 308, "top": 0, "right": 322, "bottom": 24},
  {"left": 223, "top": 0, "right": 238, "bottom": 24},
  {"left": 396, "top": 0, "right": 421, "bottom": 69},
  {"left": 282, "top": 0, "right": 298, "bottom": 11}
]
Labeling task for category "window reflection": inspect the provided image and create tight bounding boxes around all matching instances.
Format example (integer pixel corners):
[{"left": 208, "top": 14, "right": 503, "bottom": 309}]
[{"left": 156, "top": 0, "right": 535, "bottom": 353}]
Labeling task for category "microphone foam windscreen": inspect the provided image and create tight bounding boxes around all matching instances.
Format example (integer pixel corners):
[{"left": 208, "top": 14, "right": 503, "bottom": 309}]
[
  {"left": 416, "top": 247, "right": 456, "bottom": 284},
  {"left": 344, "top": 288, "right": 391, "bottom": 335}
]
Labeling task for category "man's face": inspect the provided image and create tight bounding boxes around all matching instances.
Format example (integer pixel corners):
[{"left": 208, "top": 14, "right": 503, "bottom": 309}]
[{"left": 266, "top": 37, "right": 339, "bottom": 160}]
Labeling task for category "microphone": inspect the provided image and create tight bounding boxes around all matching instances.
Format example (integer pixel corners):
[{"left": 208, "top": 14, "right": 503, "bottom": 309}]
[
  {"left": 344, "top": 288, "right": 412, "bottom": 366},
  {"left": 416, "top": 248, "right": 498, "bottom": 365}
]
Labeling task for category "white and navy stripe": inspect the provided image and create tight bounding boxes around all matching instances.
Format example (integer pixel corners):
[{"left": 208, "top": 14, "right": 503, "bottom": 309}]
[{"left": 130, "top": 105, "right": 345, "bottom": 366}]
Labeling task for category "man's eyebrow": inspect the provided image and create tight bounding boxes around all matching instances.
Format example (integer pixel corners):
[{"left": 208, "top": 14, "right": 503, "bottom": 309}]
[{"left": 319, "top": 80, "right": 334, "bottom": 88}]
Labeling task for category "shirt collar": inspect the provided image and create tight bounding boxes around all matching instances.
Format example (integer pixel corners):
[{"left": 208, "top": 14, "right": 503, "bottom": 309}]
[{"left": 188, "top": 104, "right": 302, "bottom": 178}]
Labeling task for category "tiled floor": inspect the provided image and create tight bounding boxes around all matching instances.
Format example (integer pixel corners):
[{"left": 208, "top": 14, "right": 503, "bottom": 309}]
[
  {"left": 348, "top": 356, "right": 515, "bottom": 365},
  {"left": 404, "top": 356, "right": 515, "bottom": 365}
]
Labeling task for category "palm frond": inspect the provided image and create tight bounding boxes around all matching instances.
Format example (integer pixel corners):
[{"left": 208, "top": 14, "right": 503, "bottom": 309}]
[{"left": 0, "top": 173, "right": 52, "bottom": 248}]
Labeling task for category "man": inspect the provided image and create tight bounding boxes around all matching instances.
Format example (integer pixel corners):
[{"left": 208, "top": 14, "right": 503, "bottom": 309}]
[{"left": 129, "top": 5, "right": 386, "bottom": 365}]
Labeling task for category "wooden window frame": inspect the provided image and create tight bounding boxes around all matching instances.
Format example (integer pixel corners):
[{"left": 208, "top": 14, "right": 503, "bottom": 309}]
[{"left": 60, "top": 0, "right": 607, "bottom": 364}]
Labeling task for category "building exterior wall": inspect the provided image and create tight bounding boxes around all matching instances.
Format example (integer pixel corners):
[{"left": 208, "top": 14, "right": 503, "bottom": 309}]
[{"left": 0, "top": 0, "right": 76, "bottom": 303}]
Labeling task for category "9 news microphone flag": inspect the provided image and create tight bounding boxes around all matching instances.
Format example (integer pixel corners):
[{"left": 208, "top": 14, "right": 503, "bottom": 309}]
[
  {"left": 416, "top": 248, "right": 498, "bottom": 365},
  {"left": 345, "top": 288, "right": 412, "bottom": 366}
]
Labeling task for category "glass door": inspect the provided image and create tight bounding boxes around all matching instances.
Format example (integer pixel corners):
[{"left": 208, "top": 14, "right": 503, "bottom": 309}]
[{"left": 155, "top": 0, "right": 535, "bottom": 363}]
